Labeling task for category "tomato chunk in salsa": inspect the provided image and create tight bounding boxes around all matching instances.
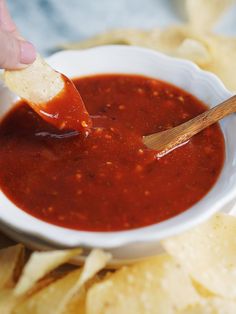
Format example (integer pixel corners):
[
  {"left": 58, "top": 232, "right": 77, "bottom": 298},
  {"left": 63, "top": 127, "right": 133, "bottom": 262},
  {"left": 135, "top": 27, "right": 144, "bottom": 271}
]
[{"left": 0, "top": 74, "right": 225, "bottom": 231}]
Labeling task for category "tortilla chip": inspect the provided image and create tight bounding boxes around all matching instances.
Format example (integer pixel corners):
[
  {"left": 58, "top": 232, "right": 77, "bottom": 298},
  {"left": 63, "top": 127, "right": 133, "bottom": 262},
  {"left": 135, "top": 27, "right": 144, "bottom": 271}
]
[
  {"left": 63, "top": 276, "right": 101, "bottom": 314},
  {"left": 185, "top": 0, "right": 234, "bottom": 30},
  {"left": 60, "top": 26, "right": 212, "bottom": 68},
  {"left": 4, "top": 54, "right": 64, "bottom": 104},
  {"left": 14, "top": 249, "right": 111, "bottom": 314},
  {"left": 162, "top": 214, "right": 236, "bottom": 299},
  {"left": 60, "top": 29, "right": 151, "bottom": 50},
  {"left": 202, "top": 35, "right": 236, "bottom": 91},
  {"left": 0, "top": 244, "right": 24, "bottom": 289},
  {"left": 86, "top": 254, "right": 200, "bottom": 314},
  {"left": 14, "top": 248, "right": 82, "bottom": 296},
  {"left": 0, "top": 289, "right": 21, "bottom": 314},
  {"left": 176, "top": 38, "right": 211, "bottom": 66}
]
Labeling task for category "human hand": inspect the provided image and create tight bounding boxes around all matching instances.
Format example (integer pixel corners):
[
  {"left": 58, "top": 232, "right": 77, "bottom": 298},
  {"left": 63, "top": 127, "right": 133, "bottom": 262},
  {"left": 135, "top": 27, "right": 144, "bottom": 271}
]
[{"left": 0, "top": 0, "right": 36, "bottom": 69}]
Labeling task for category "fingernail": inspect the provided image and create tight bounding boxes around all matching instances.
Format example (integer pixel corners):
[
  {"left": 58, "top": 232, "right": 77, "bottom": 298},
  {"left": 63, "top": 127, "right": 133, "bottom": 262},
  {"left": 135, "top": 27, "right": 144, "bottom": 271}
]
[{"left": 20, "top": 41, "right": 36, "bottom": 64}]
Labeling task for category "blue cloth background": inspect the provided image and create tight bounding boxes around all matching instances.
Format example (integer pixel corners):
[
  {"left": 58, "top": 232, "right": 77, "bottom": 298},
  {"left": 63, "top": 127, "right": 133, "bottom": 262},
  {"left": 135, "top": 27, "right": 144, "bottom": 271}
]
[{"left": 7, "top": 0, "right": 236, "bottom": 55}]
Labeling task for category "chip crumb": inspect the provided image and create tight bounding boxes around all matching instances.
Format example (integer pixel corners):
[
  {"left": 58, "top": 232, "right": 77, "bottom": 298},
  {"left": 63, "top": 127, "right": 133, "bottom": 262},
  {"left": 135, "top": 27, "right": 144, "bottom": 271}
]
[
  {"left": 95, "top": 127, "right": 103, "bottom": 134},
  {"left": 59, "top": 121, "right": 67, "bottom": 129},
  {"left": 105, "top": 134, "right": 112, "bottom": 140},
  {"left": 48, "top": 206, "right": 54, "bottom": 213},
  {"left": 181, "top": 112, "right": 190, "bottom": 119},
  {"left": 205, "top": 146, "right": 214, "bottom": 155},
  {"left": 151, "top": 80, "right": 159, "bottom": 86},
  {"left": 135, "top": 165, "right": 143, "bottom": 172},
  {"left": 137, "top": 88, "right": 144, "bottom": 94},
  {"left": 118, "top": 105, "right": 125, "bottom": 110},
  {"left": 76, "top": 172, "right": 82, "bottom": 180},
  {"left": 81, "top": 120, "right": 88, "bottom": 128},
  {"left": 123, "top": 222, "right": 131, "bottom": 228}
]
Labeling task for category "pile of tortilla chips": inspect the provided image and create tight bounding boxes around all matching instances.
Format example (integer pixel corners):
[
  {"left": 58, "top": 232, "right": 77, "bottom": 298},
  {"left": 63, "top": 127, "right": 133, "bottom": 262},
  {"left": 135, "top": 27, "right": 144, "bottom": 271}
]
[
  {"left": 61, "top": 0, "right": 236, "bottom": 91},
  {"left": 1, "top": 213, "right": 236, "bottom": 313}
]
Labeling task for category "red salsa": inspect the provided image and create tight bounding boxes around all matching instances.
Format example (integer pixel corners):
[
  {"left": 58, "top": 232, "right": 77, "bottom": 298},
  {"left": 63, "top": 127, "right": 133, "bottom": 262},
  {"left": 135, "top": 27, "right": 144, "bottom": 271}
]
[
  {"left": 0, "top": 74, "right": 225, "bottom": 231},
  {"left": 35, "top": 75, "right": 92, "bottom": 134}
]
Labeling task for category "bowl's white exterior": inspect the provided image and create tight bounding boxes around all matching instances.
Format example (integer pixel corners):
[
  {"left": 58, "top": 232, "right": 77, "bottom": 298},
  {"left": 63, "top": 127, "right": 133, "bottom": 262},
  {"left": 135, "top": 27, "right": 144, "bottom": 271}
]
[{"left": 0, "top": 46, "right": 235, "bottom": 262}]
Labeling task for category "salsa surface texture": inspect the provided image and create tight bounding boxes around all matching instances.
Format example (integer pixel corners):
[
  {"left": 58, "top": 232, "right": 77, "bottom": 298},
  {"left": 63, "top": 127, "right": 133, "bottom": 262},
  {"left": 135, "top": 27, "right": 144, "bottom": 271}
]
[{"left": 0, "top": 74, "right": 225, "bottom": 231}]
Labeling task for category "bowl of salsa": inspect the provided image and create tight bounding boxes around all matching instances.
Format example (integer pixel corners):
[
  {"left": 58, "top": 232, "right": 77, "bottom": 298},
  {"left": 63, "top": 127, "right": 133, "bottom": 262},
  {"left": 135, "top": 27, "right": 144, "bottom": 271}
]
[{"left": 0, "top": 46, "right": 235, "bottom": 261}]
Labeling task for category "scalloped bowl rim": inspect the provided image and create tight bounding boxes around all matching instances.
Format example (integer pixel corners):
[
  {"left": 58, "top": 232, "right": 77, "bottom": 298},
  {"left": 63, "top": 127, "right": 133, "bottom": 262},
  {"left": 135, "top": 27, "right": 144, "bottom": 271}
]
[{"left": 0, "top": 45, "right": 235, "bottom": 249}]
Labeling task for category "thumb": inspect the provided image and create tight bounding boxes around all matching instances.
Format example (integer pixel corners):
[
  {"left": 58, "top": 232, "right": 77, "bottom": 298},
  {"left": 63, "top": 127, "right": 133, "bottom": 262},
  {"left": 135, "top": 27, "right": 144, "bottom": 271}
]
[{"left": 0, "top": 29, "right": 36, "bottom": 69}]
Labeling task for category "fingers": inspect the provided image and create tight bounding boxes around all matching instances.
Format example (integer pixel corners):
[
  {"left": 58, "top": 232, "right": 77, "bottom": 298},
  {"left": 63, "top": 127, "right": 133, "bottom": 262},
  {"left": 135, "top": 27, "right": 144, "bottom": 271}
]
[
  {"left": 0, "top": 30, "right": 36, "bottom": 69},
  {"left": 0, "top": 0, "right": 17, "bottom": 32},
  {"left": 0, "top": 0, "right": 36, "bottom": 69},
  {"left": 20, "top": 41, "right": 36, "bottom": 65}
]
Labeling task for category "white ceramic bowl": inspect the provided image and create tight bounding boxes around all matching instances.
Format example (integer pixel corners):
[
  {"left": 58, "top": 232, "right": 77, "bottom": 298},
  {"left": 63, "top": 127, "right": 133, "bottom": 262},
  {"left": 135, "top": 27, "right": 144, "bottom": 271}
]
[{"left": 0, "top": 46, "right": 235, "bottom": 263}]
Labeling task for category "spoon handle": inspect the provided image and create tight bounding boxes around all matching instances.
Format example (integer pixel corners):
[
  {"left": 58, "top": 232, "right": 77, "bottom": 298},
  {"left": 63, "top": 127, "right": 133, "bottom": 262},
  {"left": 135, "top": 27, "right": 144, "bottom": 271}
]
[{"left": 143, "top": 94, "right": 236, "bottom": 154}]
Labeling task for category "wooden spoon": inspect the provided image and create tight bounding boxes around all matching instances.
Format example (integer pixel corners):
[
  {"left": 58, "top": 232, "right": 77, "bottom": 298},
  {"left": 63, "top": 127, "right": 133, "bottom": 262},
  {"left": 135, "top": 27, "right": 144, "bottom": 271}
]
[{"left": 143, "top": 95, "right": 236, "bottom": 156}]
